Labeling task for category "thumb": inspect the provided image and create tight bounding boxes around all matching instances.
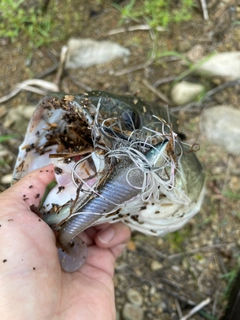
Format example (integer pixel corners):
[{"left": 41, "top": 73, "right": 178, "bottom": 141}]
[{"left": 0, "top": 164, "right": 55, "bottom": 216}]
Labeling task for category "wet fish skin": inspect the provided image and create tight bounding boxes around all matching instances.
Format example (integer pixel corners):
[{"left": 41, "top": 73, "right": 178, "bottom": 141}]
[{"left": 12, "top": 91, "right": 205, "bottom": 272}]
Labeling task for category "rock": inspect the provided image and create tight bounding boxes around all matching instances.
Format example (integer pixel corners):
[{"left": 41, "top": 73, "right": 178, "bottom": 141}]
[
  {"left": 171, "top": 265, "right": 181, "bottom": 273},
  {"left": 196, "top": 52, "right": 240, "bottom": 80},
  {"left": 65, "top": 38, "right": 130, "bottom": 69},
  {"left": 186, "top": 44, "right": 205, "bottom": 63},
  {"left": 1, "top": 174, "right": 12, "bottom": 184},
  {"left": 171, "top": 81, "right": 205, "bottom": 105},
  {"left": 201, "top": 106, "right": 240, "bottom": 155},
  {"left": 126, "top": 288, "right": 143, "bottom": 306},
  {"left": 122, "top": 303, "right": 144, "bottom": 320},
  {"left": 3, "top": 105, "right": 36, "bottom": 133},
  {"left": 149, "top": 286, "right": 156, "bottom": 295},
  {"left": 177, "top": 39, "right": 191, "bottom": 53},
  {"left": 150, "top": 260, "right": 163, "bottom": 271},
  {"left": 157, "top": 238, "right": 164, "bottom": 246},
  {"left": 127, "top": 240, "right": 136, "bottom": 251},
  {"left": 0, "top": 150, "right": 9, "bottom": 157}
]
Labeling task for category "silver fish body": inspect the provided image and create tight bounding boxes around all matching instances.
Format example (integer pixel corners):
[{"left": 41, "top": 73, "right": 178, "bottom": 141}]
[{"left": 13, "top": 91, "right": 205, "bottom": 272}]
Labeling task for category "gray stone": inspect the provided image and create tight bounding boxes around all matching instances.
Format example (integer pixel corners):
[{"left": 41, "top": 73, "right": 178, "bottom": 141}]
[
  {"left": 201, "top": 106, "right": 240, "bottom": 155},
  {"left": 65, "top": 38, "right": 130, "bottom": 69},
  {"left": 126, "top": 288, "right": 143, "bottom": 306},
  {"left": 3, "top": 105, "right": 36, "bottom": 134},
  {"left": 123, "top": 303, "right": 144, "bottom": 320},
  {"left": 150, "top": 260, "right": 163, "bottom": 271},
  {"left": 187, "top": 44, "right": 205, "bottom": 63},
  {"left": 177, "top": 39, "right": 191, "bottom": 53},
  {"left": 1, "top": 174, "right": 12, "bottom": 184},
  {"left": 171, "top": 81, "right": 205, "bottom": 105},
  {"left": 196, "top": 52, "right": 240, "bottom": 80}
]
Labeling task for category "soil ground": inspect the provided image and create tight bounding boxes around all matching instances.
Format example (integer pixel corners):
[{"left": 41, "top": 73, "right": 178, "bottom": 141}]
[{"left": 1, "top": 1, "right": 240, "bottom": 319}]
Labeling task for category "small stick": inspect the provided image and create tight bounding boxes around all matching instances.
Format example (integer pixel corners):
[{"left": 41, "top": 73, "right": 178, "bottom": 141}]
[
  {"left": 0, "top": 79, "right": 59, "bottom": 104},
  {"left": 106, "top": 24, "right": 165, "bottom": 36},
  {"left": 114, "top": 60, "right": 153, "bottom": 76},
  {"left": 163, "top": 287, "right": 196, "bottom": 307},
  {"left": 175, "top": 298, "right": 183, "bottom": 318},
  {"left": 142, "top": 79, "right": 170, "bottom": 104},
  {"left": 153, "top": 76, "right": 176, "bottom": 88},
  {"left": 212, "top": 290, "right": 219, "bottom": 317},
  {"left": 68, "top": 75, "right": 93, "bottom": 91},
  {"left": 171, "top": 78, "right": 240, "bottom": 112},
  {"left": 200, "top": 0, "right": 209, "bottom": 20},
  {"left": 180, "top": 297, "right": 211, "bottom": 320},
  {"left": 54, "top": 45, "right": 68, "bottom": 86},
  {"left": 213, "top": 0, "right": 235, "bottom": 20},
  {"left": 168, "top": 242, "right": 236, "bottom": 259},
  {"left": 35, "top": 64, "right": 58, "bottom": 79}
]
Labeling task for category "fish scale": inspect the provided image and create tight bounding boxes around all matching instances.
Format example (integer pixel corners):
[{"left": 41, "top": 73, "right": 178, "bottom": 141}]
[{"left": 13, "top": 91, "right": 205, "bottom": 272}]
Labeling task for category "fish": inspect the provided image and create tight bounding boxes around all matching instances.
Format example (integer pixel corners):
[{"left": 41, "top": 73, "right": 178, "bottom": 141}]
[{"left": 13, "top": 91, "right": 205, "bottom": 272}]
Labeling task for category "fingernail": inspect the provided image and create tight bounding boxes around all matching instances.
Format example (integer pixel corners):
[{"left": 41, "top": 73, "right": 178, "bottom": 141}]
[{"left": 98, "top": 227, "right": 115, "bottom": 244}]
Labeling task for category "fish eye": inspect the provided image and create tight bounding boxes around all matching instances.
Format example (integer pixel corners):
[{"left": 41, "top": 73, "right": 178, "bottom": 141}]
[{"left": 121, "top": 110, "right": 140, "bottom": 131}]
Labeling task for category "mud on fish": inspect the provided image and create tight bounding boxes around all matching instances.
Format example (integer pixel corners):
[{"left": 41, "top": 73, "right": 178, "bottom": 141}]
[{"left": 13, "top": 91, "right": 205, "bottom": 272}]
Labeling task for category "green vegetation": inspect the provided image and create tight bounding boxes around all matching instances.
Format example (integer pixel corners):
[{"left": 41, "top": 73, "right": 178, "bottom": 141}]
[
  {"left": 223, "top": 191, "right": 240, "bottom": 200},
  {"left": 0, "top": 0, "right": 83, "bottom": 50},
  {"left": 113, "top": 0, "right": 194, "bottom": 28},
  {"left": 0, "top": 134, "right": 16, "bottom": 143},
  {"left": 221, "top": 269, "right": 239, "bottom": 299},
  {"left": 165, "top": 227, "right": 191, "bottom": 252},
  {"left": 0, "top": 0, "right": 51, "bottom": 48}
]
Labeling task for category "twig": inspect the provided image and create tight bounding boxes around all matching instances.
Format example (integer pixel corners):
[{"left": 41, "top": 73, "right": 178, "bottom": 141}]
[
  {"left": 205, "top": 78, "right": 240, "bottom": 96},
  {"left": 106, "top": 24, "right": 165, "bottom": 36},
  {"left": 222, "top": 155, "right": 233, "bottom": 194},
  {"left": 208, "top": 181, "right": 228, "bottom": 204},
  {"left": 216, "top": 252, "right": 228, "bottom": 274},
  {"left": 16, "top": 85, "right": 46, "bottom": 95},
  {"left": 161, "top": 287, "right": 196, "bottom": 307},
  {"left": 68, "top": 75, "right": 93, "bottom": 92},
  {"left": 54, "top": 45, "right": 68, "bottom": 86},
  {"left": 158, "top": 277, "right": 183, "bottom": 290},
  {"left": 196, "top": 268, "right": 205, "bottom": 293},
  {"left": 168, "top": 243, "right": 236, "bottom": 260},
  {"left": 180, "top": 297, "right": 211, "bottom": 320},
  {"left": 175, "top": 298, "right": 183, "bottom": 318},
  {"left": 114, "top": 59, "right": 153, "bottom": 76},
  {"left": 35, "top": 63, "right": 58, "bottom": 79},
  {"left": 114, "top": 33, "right": 157, "bottom": 77},
  {"left": 0, "top": 79, "right": 59, "bottom": 104},
  {"left": 153, "top": 76, "right": 176, "bottom": 88},
  {"left": 142, "top": 79, "right": 170, "bottom": 104},
  {"left": 212, "top": 290, "right": 219, "bottom": 316},
  {"left": 171, "top": 78, "right": 240, "bottom": 112},
  {"left": 141, "top": 243, "right": 168, "bottom": 260},
  {"left": 0, "top": 105, "right": 7, "bottom": 119},
  {"left": 213, "top": 0, "right": 235, "bottom": 20},
  {"left": 199, "top": 0, "right": 209, "bottom": 20}
]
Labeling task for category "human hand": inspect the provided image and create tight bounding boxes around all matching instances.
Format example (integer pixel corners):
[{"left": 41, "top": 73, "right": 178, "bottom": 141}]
[{"left": 0, "top": 165, "right": 131, "bottom": 320}]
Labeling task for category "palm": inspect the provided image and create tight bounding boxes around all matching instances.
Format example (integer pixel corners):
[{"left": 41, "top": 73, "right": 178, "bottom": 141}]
[{"left": 0, "top": 166, "right": 130, "bottom": 320}]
